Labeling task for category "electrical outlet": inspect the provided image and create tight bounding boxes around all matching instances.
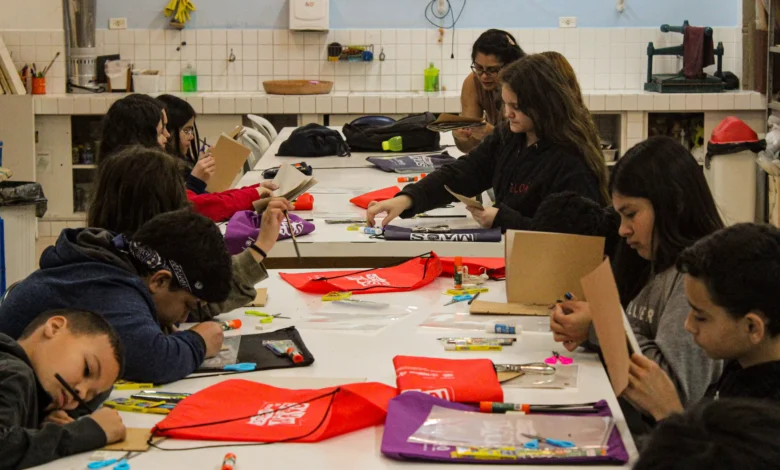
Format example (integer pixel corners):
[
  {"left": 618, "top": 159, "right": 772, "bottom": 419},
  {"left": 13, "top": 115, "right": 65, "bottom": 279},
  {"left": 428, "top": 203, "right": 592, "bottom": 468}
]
[
  {"left": 108, "top": 18, "right": 128, "bottom": 30},
  {"left": 36, "top": 152, "right": 51, "bottom": 174},
  {"left": 559, "top": 16, "right": 577, "bottom": 28}
]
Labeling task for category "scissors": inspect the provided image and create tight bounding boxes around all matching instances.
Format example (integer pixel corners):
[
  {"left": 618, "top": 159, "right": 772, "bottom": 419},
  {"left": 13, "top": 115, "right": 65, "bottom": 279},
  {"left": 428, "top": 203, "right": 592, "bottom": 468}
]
[
  {"left": 245, "top": 311, "right": 290, "bottom": 322},
  {"left": 521, "top": 433, "right": 575, "bottom": 450},
  {"left": 88, "top": 452, "right": 138, "bottom": 470}
]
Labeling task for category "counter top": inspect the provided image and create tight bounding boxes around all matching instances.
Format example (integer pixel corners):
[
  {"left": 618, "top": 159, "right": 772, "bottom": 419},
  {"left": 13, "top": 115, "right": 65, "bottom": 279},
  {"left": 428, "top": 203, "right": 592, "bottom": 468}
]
[{"left": 32, "top": 89, "right": 765, "bottom": 116}]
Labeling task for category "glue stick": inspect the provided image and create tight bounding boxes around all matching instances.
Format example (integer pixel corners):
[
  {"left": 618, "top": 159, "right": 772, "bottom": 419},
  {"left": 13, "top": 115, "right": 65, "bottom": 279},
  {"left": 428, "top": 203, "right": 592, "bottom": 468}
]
[
  {"left": 453, "top": 256, "right": 464, "bottom": 289},
  {"left": 221, "top": 453, "right": 236, "bottom": 470},
  {"left": 486, "top": 323, "right": 518, "bottom": 335},
  {"left": 397, "top": 176, "right": 419, "bottom": 183},
  {"left": 219, "top": 319, "right": 242, "bottom": 331}
]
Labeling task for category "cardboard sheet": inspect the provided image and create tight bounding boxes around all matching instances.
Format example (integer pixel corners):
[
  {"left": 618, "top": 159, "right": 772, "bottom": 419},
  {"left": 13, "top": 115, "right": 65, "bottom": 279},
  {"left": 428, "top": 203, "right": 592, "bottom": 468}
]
[
  {"left": 471, "top": 231, "right": 605, "bottom": 316},
  {"left": 206, "top": 131, "right": 252, "bottom": 193},
  {"left": 247, "top": 288, "right": 268, "bottom": 307},
  {"left": 101, "top": 428, "right": 157, "bottom": 452},
  {"left": 445, "top": 185, "right": 483, "bottom": 209},
  {"left": 580, "top": 259, "right": 631, "bottom": 396}
]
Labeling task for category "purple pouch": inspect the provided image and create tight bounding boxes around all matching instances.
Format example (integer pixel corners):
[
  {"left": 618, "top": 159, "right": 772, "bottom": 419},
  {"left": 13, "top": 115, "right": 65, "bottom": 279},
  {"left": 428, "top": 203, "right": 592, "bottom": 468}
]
[
  {"left": 381, "top": 392, "right": 630, "bottom": 465},
  {"left": 224, "top": 210, "right": 315, "bottom": 255},
  {"left": 367, "top": 153, "right": 456, "bottom": 173},
  {"left": 382, "top": 225, "right": 502, "bottom": 242}
]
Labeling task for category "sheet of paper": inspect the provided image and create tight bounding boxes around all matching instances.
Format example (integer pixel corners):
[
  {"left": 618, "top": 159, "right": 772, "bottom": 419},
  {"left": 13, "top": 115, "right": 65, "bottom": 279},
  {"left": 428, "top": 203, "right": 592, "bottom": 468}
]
[
  {"left": 580, "top": 259, "right": 631, "bottom": 396},
  {"left": 445, "top": 185, "right": 483, "bottom": 209}
]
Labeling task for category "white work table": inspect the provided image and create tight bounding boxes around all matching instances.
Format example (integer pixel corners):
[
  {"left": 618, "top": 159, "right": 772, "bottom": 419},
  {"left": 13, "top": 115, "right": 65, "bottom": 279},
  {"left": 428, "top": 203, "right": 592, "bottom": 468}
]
[
  {"left": 34, "top": 271, "right": 638, "bottom": 470},
  {"left": 249, "top": 126, "right": 462, "bottom": 171},
  {"left": 234, "top": 128, "right": 503, "bottom": 261}
]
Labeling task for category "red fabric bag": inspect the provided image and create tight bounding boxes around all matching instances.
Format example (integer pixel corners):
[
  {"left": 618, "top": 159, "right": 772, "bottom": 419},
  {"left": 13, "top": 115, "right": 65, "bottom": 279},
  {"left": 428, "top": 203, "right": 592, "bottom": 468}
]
[
  {"left": 439, "top": 257, "right": 505, "bottom": 279},
  {"left": 280, "top": 252, "right": 442, "bottom": 295},
  {"left": 393, "top": 355, "right": 503, "bottom": 404},
  {"left": 152, "top": 379, "right": 398, "bottom": 443},
  {"left": 349, "top": 186, "right": 401, "bottom": 209}
]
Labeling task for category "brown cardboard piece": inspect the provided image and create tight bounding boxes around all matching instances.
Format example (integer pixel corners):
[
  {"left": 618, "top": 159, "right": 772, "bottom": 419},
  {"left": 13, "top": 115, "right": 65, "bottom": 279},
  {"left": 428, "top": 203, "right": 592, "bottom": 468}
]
[
  {"left": 101, "top": 428, "right": 159, "bottom": 452},
  {"left": 580, "top": 259, "right": 630, "bottom": 396},
  {"left": 206, "top": 128, "right": 252, "bottom": 193},
  {"left": 470, "top": 230, "right": 605, "bottom": 316},
  {"left": 247, "top": 288, "right": 268, "bottom": 307},
  {"left": 254, "top": 163, "right": 319, "bottom": 212},
  {"left": 445, "top": 185, "right": 484, "bottom": 209}
]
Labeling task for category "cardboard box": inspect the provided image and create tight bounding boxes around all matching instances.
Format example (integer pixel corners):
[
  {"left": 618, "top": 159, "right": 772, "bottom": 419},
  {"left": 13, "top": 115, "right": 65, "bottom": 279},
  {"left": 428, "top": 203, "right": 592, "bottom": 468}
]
[
  {"left": 470, "top": 230, "right": 605, "bottom": 316},
  {"left": 206, "top": 127, "right": 252, "bottom": 193}
]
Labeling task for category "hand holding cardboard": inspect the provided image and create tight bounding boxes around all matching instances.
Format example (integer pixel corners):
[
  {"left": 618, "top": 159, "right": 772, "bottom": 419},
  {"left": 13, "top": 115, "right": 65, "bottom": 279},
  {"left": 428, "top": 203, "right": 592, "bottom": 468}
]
[
  {"left": 206, "top": 127, "right": 253, "bottom": 193},
  {"left": 445, "top": 185, "right": 483, "bottom": 210},
  {"left": 580, "top": 259, "right": 644, "bottom": 396}
]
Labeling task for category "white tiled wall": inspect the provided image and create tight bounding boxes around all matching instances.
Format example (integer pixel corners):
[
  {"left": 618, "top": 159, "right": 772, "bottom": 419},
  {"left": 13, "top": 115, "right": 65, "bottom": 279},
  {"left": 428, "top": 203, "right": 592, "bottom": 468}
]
[{"left": 1, "top": 27, "right": 742, "bottom": 95}]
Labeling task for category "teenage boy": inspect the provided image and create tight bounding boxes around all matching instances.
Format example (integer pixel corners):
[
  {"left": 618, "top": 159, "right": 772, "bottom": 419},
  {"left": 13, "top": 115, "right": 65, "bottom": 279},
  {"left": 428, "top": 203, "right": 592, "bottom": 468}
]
[
  {"left": 0, "top": 209, "right": 233, "bottom": 384},
  {"left": 624, "top": 223, "right": 780, "bottom": 420},
  {"left": 0, "top": 309, "right": 126, "bottom": 469}
]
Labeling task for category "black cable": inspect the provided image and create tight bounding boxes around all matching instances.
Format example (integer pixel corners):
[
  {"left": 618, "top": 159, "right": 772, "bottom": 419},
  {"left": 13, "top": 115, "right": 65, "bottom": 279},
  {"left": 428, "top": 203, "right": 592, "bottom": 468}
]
[
  {"left": 424, "top": 0, "right": 467, "bottom": 59},
  {"left": 147, "top": 388, "right": 340, "bottom": 451}
]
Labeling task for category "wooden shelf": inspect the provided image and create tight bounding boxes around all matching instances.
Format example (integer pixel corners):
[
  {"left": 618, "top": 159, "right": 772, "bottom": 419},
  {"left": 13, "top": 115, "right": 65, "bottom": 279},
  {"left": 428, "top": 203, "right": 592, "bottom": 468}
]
[{"left": 72, "top": 164, "right": 97, "bottom": 169}]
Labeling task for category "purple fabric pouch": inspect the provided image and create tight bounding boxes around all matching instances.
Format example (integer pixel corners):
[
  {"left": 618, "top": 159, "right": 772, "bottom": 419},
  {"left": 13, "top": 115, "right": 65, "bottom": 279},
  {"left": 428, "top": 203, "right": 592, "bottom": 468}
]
[
  {"left": 224, "top": 210, "right": 315, "bottom": 255},
  {"left": 381, "top": 392, "right": 630, "bottom": 465},
  {"left": 382, "top": 225, "right": 502, "bottom": 242}
]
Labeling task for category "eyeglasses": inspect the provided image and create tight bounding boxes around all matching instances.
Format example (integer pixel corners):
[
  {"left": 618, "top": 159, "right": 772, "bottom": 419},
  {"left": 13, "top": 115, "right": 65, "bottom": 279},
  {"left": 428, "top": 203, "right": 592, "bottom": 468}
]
[
  {"left": 471, "top": 63, "right": 504, "bottom": 78},
  {"left": 181, "top": 127, "right": 195, "bottom": 136}
]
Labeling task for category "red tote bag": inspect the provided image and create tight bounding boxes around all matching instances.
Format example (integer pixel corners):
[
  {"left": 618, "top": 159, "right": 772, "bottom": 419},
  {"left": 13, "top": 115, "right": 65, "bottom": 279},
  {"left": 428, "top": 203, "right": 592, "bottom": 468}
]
[
  {"left": 439, "top": 257, "right": 505, "bottom": 279},
  {"left": 393, "top": 355, "right": 503, "bottom": 404},
  {"left": 349, "top": 186, "right": 401, "bottom": 209},
  {"left": 280, "top": 252, "right": 442, "bottom": 295},
  {"left": 152, "top": 379, "right": 398, "bottom": 443}
]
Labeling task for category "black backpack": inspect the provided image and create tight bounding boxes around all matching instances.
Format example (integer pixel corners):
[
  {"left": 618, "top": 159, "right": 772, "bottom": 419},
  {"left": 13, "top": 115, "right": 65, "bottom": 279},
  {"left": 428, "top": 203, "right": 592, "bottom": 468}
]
[
  {"left": 276, "top": 123, "right": 351, "bottom": 157},
  {"left": 342, "top": 113, "right": 441, "bottom": 152}
]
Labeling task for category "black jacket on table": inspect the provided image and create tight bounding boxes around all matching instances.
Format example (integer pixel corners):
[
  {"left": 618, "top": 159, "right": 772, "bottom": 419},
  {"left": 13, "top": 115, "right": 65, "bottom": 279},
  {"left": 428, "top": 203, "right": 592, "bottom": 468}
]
[
  {"left": 0, "top": 333, "right": 107, "bottom": 470},
  {"left": 706, "top": 359, "right": 780, "bottom": 402},
  {"left": 397, "top": 126, "right": 603, "bottom": 231}
]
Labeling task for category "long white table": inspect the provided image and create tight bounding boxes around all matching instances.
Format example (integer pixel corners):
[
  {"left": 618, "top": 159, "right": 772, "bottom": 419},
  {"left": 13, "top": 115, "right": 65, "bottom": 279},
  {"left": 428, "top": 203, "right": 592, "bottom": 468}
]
[
  {"left": 234, "top": 128, "right": 503, "bottom": 261},
  {"left": 251, "top": 126, "right": 462, "bottom": 171},
  {"left": 35, "top": 271, "right": 637, "bottom": 470}
]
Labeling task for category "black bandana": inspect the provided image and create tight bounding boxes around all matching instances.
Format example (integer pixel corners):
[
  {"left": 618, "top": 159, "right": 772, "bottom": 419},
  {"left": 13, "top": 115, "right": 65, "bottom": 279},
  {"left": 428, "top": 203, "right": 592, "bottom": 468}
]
[{"left": 112, "top": 234, "right": 203, "bottom": 294}]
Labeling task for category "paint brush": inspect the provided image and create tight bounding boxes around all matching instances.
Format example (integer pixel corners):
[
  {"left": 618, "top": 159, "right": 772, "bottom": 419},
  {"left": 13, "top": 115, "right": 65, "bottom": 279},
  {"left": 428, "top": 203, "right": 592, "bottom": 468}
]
[
  {"left": 41, "top": 52, "right": 60, "bottom": 77},
  {"left": 54, "top": 373, "right": 92, "bottom": 414},
  {"left": 284, "top": 210, "right": 302, "bottom": 263}
]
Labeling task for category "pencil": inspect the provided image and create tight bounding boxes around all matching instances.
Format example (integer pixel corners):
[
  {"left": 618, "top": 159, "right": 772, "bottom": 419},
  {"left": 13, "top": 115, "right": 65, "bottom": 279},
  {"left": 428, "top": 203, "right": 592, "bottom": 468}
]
[
  {"left": 284, "top": 210, "right": 302, "bottom": 263},
  {"left": 54, "top": 373, "right": 92, "bottom": 414},
  {"left": 468, "top": 292, "right": 481, "bottom": 305}
]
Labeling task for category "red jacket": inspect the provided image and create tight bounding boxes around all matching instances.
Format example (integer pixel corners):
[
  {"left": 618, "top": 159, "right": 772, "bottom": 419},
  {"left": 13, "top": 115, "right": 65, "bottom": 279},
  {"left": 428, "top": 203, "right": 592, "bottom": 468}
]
[{"left": 187, "top": 184, "right": 261, "bottom": 222}]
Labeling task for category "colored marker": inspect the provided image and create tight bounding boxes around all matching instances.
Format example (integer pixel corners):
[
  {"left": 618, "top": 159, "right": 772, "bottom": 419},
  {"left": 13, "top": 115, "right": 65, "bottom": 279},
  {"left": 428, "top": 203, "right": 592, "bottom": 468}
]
[
  {"left": 286, "top": 345, "right": 305, "bottom": 363},
  {"left": 479, "top": 401, "right": 600, "bottom": 414},
  {"left": 219, "top": 319, "right": 242, "bottom": 331},
  {"left": 486, "top": 323, "right": 518, "bottom": 334},
  {"left": 397, "top": 176, "right": 419, "bottom": 183},
  {"left": 444, "top": 344, "right": 502, "bottom": 351},
  {"left": 221, "top": 453, "right": 236, "bottom": 470}
]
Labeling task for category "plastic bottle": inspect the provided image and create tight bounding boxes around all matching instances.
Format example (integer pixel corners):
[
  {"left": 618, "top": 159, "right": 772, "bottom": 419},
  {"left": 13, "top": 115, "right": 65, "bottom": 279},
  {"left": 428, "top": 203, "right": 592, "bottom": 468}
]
[
  {"left": 182, "top": 63, "right": 198, "bottom": 92},
  {"left": 453, "top": 256, "right": 463, "bottom": 289},
  {"left": 424, "top": 62, "right": 440, "bottom": 92},
  {"left": 382, "top": 136, "right": 403, "bottom": 152}
]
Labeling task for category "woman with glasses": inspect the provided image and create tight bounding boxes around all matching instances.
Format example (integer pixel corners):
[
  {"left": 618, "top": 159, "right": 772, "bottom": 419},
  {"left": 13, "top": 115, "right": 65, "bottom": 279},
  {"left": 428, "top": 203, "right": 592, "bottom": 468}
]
[
  {"left": 157, "top": 94, "right": 217, "bottom": 194},
  {"left": 454, "top": 29, "right": 526, "bottom": 153},
  {"left": 367, "top": 54, "right": 609, "bottom": 233}
]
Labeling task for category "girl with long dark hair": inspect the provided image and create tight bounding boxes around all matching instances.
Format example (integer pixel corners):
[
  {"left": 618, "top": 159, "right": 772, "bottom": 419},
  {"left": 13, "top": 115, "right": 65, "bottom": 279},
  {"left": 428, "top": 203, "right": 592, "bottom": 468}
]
[
  {"left": 367, "top": 53, "right": 608, "bottom": 232},
  {"left": 550, "top": 136, "right": 725, "bottom": 425}
]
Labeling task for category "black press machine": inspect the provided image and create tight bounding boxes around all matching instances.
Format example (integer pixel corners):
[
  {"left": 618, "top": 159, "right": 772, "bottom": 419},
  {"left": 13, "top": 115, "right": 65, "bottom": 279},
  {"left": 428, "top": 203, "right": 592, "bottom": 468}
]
[{"left": 645, "top": 20, "right": 725, "bottom": 93}]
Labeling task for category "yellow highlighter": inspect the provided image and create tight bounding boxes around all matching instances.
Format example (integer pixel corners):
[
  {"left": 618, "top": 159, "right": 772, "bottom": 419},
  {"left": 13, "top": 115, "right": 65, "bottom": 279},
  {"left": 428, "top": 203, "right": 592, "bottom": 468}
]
[
  {"left": 444, "top": 344, "right": 503, "bottom": 352},
  {"left": 113, "top": 380, "right": 155, "bottom": 390}
]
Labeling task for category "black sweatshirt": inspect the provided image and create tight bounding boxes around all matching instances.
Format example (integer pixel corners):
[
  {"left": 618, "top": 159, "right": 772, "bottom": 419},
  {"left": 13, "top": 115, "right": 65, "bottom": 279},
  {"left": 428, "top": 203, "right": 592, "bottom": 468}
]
[
  {"left": 707, "top": 359, "right": 780, "bottom": 402},
  {"left": 398, "top": 127, "right": 603, "bottom": 231},
  {"left": 0, "top": 334, "right": 107, "bottom": 469}
]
